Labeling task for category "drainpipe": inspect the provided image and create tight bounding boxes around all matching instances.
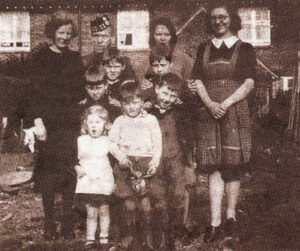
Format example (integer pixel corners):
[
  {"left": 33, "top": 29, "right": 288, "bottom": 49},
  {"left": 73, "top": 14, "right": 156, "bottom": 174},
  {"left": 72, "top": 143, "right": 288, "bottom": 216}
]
[{"left": 78, "top": 5, "right": 82, "bottom": 55}]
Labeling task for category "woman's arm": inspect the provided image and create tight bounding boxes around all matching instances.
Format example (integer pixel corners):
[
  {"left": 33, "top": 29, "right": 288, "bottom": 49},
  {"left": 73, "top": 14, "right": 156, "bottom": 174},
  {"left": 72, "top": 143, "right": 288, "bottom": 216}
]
[
  {"left": 189, "top": 80, "right": 223, "bottom": 119},
  {"left": 221, "top": 78, "right": 254, "bottom": 111}
]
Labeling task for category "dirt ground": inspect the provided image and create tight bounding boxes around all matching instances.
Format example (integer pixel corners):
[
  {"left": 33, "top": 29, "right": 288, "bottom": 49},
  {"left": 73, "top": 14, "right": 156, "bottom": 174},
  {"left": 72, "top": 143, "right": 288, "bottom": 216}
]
[{"left": 0, "top": 128, "right": 299, "bottom": 250}]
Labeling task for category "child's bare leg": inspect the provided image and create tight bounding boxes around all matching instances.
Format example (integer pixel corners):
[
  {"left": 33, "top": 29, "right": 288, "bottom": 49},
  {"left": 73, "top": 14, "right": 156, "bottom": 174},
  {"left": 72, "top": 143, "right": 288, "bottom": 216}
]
[
  {"left": 223, "top": 180, "right": 240, "bottom": 239},
  {"left": 225, "top": 180, "right": 240, "bottom": 221},
  {"left": 99, "top": 203, "right": 110, "bottom": 244},
  {"left": 86, "top": 203, "right": 98, "bottom": 241},
  {"left": 209, "top": 171, "right": 224, "bottom": 227}
]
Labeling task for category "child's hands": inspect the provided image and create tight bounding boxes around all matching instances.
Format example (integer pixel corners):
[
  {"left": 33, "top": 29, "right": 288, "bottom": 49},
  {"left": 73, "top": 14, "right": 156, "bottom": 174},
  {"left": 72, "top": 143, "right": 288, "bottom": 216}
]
[
  {"left": 187, "top": 79, "right": 202, "bottom": 94},
  {"left": 141, "top": 79, "right": 153, "bottom": 90},
  {"left": 120, "top": 157, "right": 132, "bottom": 169},
  {"left": 34, "top": 118, "right": 47, "bottom": 141},
  {"left": 2, "top": 117, "right": 7, "bottom": 128},
  {"left": 74, "top": 165, "right": 86, "bottom": 178},
  {"left": 109, "top": 97, "right": 121, "bottom": 107},
  {"left": 147, "top": 163, "right": 158, "bottom": 176},
  {"left": 175, "top": 97, "right": 183, "bottom": 105},
  {"left": 185, "top": 166, "right": 196, "bottom": 186},
  {"left": 130, "top": 168, "right": 143, "bottom": 178},
  {"left": 143, "top": 101, "right": 153, "bottom": 110}
]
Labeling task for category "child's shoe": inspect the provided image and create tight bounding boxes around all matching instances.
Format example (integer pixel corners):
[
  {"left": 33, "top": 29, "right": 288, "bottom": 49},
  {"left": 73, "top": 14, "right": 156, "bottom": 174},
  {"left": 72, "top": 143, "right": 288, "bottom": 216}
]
[
  {"left": 99, "top": 237, "right": 115, "bottom": 250},
  {"left": 203, "top": 225, "right": 221, "bottom": 243},
  {"left": 84, "top": 240, "right": 96, "bottom": 249},
  {"left": 223, "top": 218, "right": 236, "bottom": 239}
]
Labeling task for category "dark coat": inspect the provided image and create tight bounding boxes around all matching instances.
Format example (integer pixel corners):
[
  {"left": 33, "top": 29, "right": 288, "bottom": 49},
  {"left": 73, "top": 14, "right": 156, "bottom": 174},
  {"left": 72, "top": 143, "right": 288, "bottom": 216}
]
[{"left": 27, "top": 45, "right": 85, "bottom": 191}]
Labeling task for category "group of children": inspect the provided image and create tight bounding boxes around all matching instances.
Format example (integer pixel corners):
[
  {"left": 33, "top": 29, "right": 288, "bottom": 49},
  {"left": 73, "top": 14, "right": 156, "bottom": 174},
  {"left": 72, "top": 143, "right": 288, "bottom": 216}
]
[{"left": 71, "top": 45, "right": 195, "bottom": 250}]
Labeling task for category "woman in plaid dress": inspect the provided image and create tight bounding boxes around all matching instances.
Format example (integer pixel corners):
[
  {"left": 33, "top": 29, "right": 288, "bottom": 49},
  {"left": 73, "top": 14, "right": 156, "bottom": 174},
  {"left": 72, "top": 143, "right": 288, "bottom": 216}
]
[{"left": 189, "top": 1, "right": 256, "bottom": 243}]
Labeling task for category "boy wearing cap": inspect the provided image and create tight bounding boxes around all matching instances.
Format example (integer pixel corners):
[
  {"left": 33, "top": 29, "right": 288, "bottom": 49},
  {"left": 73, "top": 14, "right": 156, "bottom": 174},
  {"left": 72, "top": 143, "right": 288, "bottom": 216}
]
[{"left": 83, "top": 15, "right": 136, "bottom": 79}]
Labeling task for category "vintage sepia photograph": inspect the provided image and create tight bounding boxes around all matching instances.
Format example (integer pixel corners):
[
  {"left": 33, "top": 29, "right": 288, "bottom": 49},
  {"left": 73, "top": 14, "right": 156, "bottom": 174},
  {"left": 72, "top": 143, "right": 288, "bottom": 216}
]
[{"left": 0, "top": 0, "right": 299, "bottom": 250}]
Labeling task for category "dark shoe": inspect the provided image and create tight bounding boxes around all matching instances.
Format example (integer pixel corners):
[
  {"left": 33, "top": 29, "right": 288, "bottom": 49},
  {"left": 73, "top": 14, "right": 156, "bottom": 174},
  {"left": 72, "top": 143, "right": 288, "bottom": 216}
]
[
  {"left": 100, "top": 243, "right": 115, "bottom": 251},
  {"left": 223, "top": 218, "right": 236, "bottom": 238},
  {"left": 182, "top": 232, "right": 193, "bottom": 247},
  {"left": 203, "top": 225, "right": 221, "bottom": 243}
]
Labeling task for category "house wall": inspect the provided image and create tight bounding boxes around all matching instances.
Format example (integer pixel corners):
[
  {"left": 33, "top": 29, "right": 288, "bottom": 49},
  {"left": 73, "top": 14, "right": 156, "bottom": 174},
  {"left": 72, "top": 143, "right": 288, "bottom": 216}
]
[{"left": 0, "top": 1, "right": 298, "bottom": 80}]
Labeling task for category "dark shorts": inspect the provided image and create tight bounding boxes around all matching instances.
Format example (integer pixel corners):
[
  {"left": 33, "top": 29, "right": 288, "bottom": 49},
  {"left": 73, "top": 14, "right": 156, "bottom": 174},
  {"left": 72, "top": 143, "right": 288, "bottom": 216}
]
[{"left": 113, "top": 156, "right": 166, "bottom": 200}]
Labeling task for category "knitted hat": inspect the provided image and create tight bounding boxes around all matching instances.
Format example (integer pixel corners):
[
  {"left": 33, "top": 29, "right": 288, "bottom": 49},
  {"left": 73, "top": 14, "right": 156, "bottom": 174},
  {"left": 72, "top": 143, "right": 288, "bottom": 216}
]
[{"left": 91, "top": 15, "right": 111, "bottom": 34}]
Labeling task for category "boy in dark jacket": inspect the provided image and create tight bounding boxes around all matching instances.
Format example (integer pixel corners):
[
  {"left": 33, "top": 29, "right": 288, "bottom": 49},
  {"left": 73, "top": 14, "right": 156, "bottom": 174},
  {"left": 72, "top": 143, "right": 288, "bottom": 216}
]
[
  {"left": 79, "top": 64, "right": 121, "bottom": 122},
  {"left": 148, "top": 73, "right": 193, "bottom": 249},
  {"left": 102, "top": 48, "right": 136, "bottom": 109}
]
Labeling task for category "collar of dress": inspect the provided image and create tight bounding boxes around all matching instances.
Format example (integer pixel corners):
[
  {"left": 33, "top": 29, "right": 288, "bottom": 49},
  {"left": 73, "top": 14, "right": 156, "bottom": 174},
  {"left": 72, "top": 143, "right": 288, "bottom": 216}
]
[{"left": 211, "top": 36, "right": 239, "bottom": 49}]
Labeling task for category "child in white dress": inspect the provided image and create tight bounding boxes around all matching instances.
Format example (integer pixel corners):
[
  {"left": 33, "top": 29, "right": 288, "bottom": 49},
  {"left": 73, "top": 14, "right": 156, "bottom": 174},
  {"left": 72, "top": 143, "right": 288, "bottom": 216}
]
[{"left": 75, "top": 105, "right": 115, "bottom": 248}]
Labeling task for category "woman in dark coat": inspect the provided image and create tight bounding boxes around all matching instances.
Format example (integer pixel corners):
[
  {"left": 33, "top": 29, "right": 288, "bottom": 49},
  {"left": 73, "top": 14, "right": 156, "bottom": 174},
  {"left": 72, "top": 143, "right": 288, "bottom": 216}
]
[
  {"left": 189, "top": 1, "right": 256, "bottom": 243},
  {"left": 27, "top": 11, "right": 84, "bottom": 240}
]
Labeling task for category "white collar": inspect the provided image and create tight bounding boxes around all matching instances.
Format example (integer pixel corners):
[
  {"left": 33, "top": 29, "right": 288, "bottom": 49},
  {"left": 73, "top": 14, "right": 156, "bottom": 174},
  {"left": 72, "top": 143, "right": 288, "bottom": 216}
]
[
  {"left": 107, "top": 79, "right": 119, "bottom": 85},
  {"left": 211, "top": 36, "right": 239, "bottom": 49}
]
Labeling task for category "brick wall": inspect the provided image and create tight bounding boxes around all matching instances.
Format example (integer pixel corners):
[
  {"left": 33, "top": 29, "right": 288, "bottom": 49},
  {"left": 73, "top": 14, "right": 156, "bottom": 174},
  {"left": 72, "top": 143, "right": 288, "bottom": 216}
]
[{"left": 0, "top": 4, "right": 298, "bottom": 80}]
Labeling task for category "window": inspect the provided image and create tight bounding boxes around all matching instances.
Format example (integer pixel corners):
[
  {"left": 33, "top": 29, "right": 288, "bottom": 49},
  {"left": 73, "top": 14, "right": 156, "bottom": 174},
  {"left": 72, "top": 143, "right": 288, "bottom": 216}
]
[
  {"left": 117, "top": 10, "right": 149, "bottom": 50},
  {"left": 0, "top": 12, "right": 30, "bottom": 52},
  {"left": 238, "top": 8, "right": 271, "bottom": 47}
]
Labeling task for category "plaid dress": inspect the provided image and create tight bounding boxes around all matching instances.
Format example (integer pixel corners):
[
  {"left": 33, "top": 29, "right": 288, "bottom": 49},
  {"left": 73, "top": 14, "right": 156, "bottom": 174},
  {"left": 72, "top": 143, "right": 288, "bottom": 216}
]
[{"left": 197, "top": 40, "right": 252, "bottom": 166}]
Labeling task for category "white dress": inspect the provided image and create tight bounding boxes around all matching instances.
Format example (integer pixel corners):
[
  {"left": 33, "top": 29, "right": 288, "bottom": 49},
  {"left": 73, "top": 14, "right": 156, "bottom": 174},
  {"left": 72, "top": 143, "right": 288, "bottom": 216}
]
[{"left": 75, "top": 135, "right": 115, "bottom": 196}]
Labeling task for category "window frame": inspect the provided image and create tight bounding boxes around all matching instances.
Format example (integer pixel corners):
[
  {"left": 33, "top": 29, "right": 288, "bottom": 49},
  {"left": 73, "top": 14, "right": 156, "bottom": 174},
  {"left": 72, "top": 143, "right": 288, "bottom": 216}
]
[
  {"left": 0, "top": 11, "right": 31, "bottom": 53},
  {"left": 238, "top": 7, "right": 271, "bottom": 48},
  {"left": 117, "top": 10, "right": 150, "bottom": 51}
]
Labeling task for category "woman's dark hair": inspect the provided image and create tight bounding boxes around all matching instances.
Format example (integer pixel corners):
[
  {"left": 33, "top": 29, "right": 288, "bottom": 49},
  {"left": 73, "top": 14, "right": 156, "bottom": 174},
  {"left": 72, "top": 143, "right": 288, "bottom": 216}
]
[
  {"left": 149, "top": 17, "right": 177, "bottom": 50},
  {"left": 44, "top": 11, "right": 78, "bottom": 40},
  {"left": 206, "top": 1, "right": 242, "bottom": 34}
]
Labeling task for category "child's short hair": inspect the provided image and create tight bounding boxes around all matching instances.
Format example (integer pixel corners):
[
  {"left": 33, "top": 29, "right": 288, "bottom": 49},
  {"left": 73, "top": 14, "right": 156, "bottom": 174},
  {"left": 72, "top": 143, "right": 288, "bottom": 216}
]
[
  {"left": 119, "top": 79, "right": 144, "bottom": 103},
  {"left": 81, "top": 105, "right": 111, "bottom": 135},
  {"left": 157, "top": 73, "right": 183, "bottom": 93},
  {"left": 84, "top": 65, "right": 105, "bottom": 86},
  {"left": 103, "top": 47, "right": 126, "bottom": 66},
  {"left": 149, "top": 44, "right": 172, "bottom": 65}
]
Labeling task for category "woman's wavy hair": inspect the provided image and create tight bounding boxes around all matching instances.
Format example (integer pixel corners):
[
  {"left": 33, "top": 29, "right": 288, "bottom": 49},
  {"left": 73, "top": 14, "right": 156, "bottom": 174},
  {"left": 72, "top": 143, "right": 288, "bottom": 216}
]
[
  {"left": 206, "top": 1, "right": 242, "bottom": 35},
  {"left": 149, "top": 17, "right": 177, "bottom": 50},
  {"left": 45, "top": 11, "right": 78, "bottom": 41},
  {"left": 80, "top": 105, "right": 111, "bottom": 136}
]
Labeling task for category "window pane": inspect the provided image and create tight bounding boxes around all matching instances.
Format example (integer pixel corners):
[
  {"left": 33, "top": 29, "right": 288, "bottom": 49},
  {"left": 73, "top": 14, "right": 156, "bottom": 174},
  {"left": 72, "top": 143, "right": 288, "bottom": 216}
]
[
  {"left": 117, "top": 10, "right": 149, "bottom": 50},
  {"left": 0, "top": 12, "right": 30, "bottom": 52},
  {"left": 238, "top": 8, "right": 271, "bottom": 47}
]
